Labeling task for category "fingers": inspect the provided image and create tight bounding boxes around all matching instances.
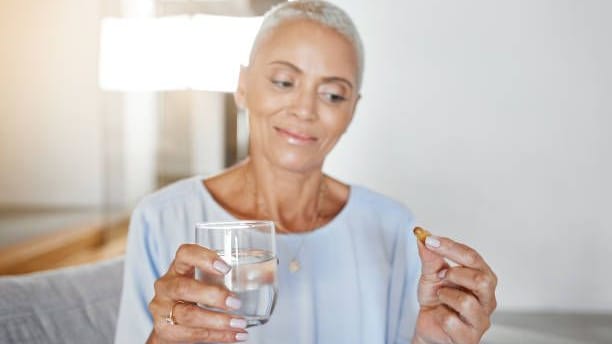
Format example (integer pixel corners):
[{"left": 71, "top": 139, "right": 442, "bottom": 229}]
[
  {"left": 422, "top": 234, "right": 498, "bottom": 314},
  {"left": 441, "top": 267, "right": 498, "bottom": 314},
  {"left": 416, "top": 239, "right": 450, "bottom": 307},
  {"left": 149, "top": 282, "right": 248, "bottom": 343},
  {"left": 416, "top": 238, "right": 449, "bottom": 276},
  {"left": 437, "top": 287, "right": 490, "bottom": 332},
  {"left": 148, "top": 244, "right": 252, "bottom": 343},
  {"left": 155, "top": 302, "right": 248, "bottom": 331},
  {"left": 154, "top": 275, "right": 241, "bottom": 312},
  {"left": 153, "top": 320, "right": 248, "bottom": 343},
  {"left": 413, "top": 229, "right": 497, "bottom": 343},
  {"left": 423, "top": 236, "right": 490, "bottom": 271},
  {"left": 172, "top": 244, "right": 231, "bottom": 277},
  {"left": 435, "top": 305, "right": 482, "bottom": 344}
]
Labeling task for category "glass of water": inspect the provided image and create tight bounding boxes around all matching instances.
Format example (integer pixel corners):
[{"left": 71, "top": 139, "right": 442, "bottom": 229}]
[{"left": 195, "top": 221, "right": 278, "bottom": 327}]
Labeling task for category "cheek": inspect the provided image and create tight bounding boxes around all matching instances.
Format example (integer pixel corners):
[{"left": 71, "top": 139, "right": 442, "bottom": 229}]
[
  {"left": 245, "top": 78, "right": 290, "bottom": 115},
  {"left": 320, "top": 108, "right": 353, "bottom": 137},
  {"left": 246, "top": 89, "right": 289, "bottom": 120}
]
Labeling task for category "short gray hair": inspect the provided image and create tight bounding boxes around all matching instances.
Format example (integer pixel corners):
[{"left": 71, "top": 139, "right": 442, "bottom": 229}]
[{"left": 250, "top": 0, "right": 364, "bottom": 90}]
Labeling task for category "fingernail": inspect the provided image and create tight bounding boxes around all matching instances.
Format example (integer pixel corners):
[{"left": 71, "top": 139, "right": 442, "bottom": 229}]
[
  {"left": 425, "top": 236, "right": 441, "bottom": 248},
  {"left": 438, "top": 269, "right": 448, "bottom": 279},
  {"left": 235, "top": 332, "right": 249, "bottom": 341},
  {"left": 230, "top": 318, "right": 247, "bottom": 329},
  {"left": 213, "top": 260, "right": 231, "bottom": 274},
  {"left": 226, "top": 296, "right": 242, "bottom": 310}
]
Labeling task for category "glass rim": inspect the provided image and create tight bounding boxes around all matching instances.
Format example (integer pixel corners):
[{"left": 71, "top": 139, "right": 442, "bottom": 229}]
[{"left": 195, "top": 220, "right": 275, "bottom": 231}]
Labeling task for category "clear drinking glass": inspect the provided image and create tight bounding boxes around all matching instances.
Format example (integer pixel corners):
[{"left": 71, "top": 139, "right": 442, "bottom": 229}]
[{"left": 195, "top": 221, "right": 278, "bottom": 327}]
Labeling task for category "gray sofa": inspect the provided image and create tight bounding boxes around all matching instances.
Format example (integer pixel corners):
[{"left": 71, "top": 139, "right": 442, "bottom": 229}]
[
  {"left": 0, "top": 258, "right": 123, "bottom": 344},
  {"left": 0, "top": 258, "right": 606, "bottom": 344}
]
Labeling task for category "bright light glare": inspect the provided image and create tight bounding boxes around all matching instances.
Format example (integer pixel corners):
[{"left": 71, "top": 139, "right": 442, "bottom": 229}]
[
  {"left": 190, "top": 15, "right": 261, "bottom": 92},
  {"left": 99, "top": 15, "right": 262, "bottom": 92}
]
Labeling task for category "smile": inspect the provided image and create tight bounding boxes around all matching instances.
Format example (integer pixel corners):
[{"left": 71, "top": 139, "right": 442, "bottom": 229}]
[{"left": 274, "top": 127, "right": 318, "bottom": 145}]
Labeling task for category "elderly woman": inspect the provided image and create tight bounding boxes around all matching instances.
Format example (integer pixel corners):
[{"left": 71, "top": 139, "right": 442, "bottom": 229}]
[{"left": 115, "top": 1, "right": 497, "bottom": 343}]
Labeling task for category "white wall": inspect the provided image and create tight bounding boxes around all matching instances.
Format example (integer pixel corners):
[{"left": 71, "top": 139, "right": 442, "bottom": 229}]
[
  {"left": 191, "top": 92, "right": 226, "bottom": 176},
  {"left": 123, "top": 92, "right": 158, "bottom": 206},
  {"left": 156, "top": 91, "right": 226, "bottom": 181},
  {"left": 0, "top": 0, "right": 104, "bottom": 207},
  {"left": 157, "top": 91, "right": 193, "bottom": 179},
  {"left": 116, "top": 0, "right": 159, "bottom": 207},
  {"left": 328, "top": 0, "right": 612, "bottom": 311}
]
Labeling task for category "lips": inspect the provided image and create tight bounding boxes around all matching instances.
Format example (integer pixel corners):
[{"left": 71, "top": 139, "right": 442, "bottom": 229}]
[{"left": 274, "top": 126, "right": 317, "bottom": 144}]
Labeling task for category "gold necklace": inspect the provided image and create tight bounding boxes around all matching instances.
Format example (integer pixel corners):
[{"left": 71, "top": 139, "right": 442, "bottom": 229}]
[
  {"left": 287, "top": 237, "right": 308, "bottom": 273},
  {"left": 244, "top": 168, "right": 327, "bottom": 272}
]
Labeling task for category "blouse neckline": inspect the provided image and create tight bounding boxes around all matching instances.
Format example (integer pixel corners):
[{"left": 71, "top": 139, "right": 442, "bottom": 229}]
[{"left": 194, "top": 177, "right": 357, "bottom": 240}]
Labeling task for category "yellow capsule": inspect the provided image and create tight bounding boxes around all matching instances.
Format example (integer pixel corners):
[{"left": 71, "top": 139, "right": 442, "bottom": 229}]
[{"left": 413, "top": 226, "right": 431, "bottom": 244}]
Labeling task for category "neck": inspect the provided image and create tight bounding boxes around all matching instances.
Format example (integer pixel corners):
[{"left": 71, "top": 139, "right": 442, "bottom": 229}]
[{"left": 243, "top": 157, "right": 326, "bottom": 233}]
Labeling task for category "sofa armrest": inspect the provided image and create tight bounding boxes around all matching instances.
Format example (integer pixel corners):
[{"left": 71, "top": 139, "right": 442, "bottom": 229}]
[{"left": 0, "top": 257, "right": 124, "bottom": 344}]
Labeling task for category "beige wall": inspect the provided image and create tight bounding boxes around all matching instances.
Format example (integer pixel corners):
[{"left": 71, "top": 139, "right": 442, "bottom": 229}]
[
  {"left": 0, "top": 0, "right": 104, "bottom": 207},
  {"left": 157, "top": 91, "right": 227, "bottom": 181}
]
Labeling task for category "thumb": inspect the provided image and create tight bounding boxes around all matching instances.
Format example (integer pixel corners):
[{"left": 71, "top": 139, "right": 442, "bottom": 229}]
[
  {"left": 414, "top": 228, "right": 448, "bottom": 307},
  {"left": 416, "top": 238, "right": 447, "bottom": 275},
  {"left": 414, "top": 227, "right": 447, "bottom": 275}
]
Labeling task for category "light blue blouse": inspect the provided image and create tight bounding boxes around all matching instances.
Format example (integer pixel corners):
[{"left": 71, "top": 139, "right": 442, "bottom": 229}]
[{"left": 114, "top": 177, "right": 421, "bottom": 344}]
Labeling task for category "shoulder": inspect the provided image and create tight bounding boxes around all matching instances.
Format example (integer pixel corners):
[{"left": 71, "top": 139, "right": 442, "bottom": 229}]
[
  {"left": 346, "top": 185, "right": 415, "bottom": 247},
  {"left": 343, "top": 184, "right": 416, "bottom": 243},
  {"left": 133, "top": 176, "right": 204, "bottom": 218},
  {"left": 128, "top": 176, "right": 205, "bottom": 234},
  {"left": 349, "top": 184, "right": 414, "bottom": 223},
  {"left": 127, "top": 176, "right": 207, "bottom": 266},
  {"left": 344, "top": 185, "right": 418, "bottom": 267}
]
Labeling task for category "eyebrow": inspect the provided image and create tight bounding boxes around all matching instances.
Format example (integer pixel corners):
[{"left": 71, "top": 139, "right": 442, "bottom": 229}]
[{"left": 268, "top": 60, "right": 354, "bottom": 90}]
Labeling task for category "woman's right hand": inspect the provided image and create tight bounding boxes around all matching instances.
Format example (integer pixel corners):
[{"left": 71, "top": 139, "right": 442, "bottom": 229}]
[{"left": 146, "top": 244, "right": 249, "bottom": 343}]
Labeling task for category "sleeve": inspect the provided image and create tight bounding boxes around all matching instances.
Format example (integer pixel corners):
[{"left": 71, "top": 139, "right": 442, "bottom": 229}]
[
  {"left": 114, "top": 205, "right": 162, "bottom": 344},
  {"left": 387, "top": 211, "right": 421, "bottom": 344}
]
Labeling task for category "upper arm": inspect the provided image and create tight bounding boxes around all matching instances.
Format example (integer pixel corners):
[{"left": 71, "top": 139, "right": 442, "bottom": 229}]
[
  {"left": 114, "top": 206, "right": 161, "bottom": 344},
  {"left": 387, "top": 208, "right": 421, "bottom": 344}
]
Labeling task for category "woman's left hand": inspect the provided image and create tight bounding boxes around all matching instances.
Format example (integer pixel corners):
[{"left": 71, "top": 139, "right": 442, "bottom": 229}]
[{"left": 412, "top": 233, "right": 497, "bottom": 344}]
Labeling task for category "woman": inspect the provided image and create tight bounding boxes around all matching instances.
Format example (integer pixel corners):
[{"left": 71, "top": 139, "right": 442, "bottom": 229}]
[{"left": 115, "top": 1, "right": 497, "bottom": 343}]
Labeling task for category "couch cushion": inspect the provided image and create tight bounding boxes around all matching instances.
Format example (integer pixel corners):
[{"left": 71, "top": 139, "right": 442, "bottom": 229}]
[{"left": 0, "top": 257, "right": 124, "bottom": 344}]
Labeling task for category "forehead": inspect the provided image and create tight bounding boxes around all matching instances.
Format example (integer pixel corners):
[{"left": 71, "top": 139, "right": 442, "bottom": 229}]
[{"left": 250, "top": 19, "right": 358, "bottom": 82}]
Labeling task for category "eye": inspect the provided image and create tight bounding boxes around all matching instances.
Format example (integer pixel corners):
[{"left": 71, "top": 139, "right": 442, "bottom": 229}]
[
  {"left": 320, "top": 92, "right": 347, "bottom": 103},
  {"left": 271, "top": 79, "right": 294, "bottom": 89}
]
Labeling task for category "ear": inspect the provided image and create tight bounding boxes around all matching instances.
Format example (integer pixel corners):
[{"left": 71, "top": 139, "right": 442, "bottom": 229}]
[{"left": 234, "top": 65, "right": 248, "bottom": 110}]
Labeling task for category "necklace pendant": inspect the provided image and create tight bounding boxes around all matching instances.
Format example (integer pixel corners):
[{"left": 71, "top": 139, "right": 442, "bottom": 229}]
[{"left": 289, "top": 259, "right": 301, "bottom": 273}]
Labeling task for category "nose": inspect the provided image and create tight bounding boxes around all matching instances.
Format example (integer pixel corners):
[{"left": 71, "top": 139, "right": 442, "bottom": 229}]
[{"left": 291, "top": 88, "right": 318, "bottom": 121}]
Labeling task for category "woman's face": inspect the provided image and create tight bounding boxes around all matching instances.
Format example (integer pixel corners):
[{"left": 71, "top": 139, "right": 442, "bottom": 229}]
[{"left": 236, "top": 19, "right": 360, "bottom": 173}]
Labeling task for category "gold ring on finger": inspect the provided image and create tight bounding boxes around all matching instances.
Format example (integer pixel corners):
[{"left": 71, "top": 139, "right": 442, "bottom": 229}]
[{"left": 165, "top": 300, "right": 186, "bottom": 325}]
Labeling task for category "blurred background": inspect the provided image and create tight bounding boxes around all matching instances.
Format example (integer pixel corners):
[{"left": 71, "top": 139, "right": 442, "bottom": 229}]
[
  {"left": 0, "top": 0, "right": 269, "bottom": 274},
  {"left": 0, "top": 0, "right": 611, "bottom": 340}
]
